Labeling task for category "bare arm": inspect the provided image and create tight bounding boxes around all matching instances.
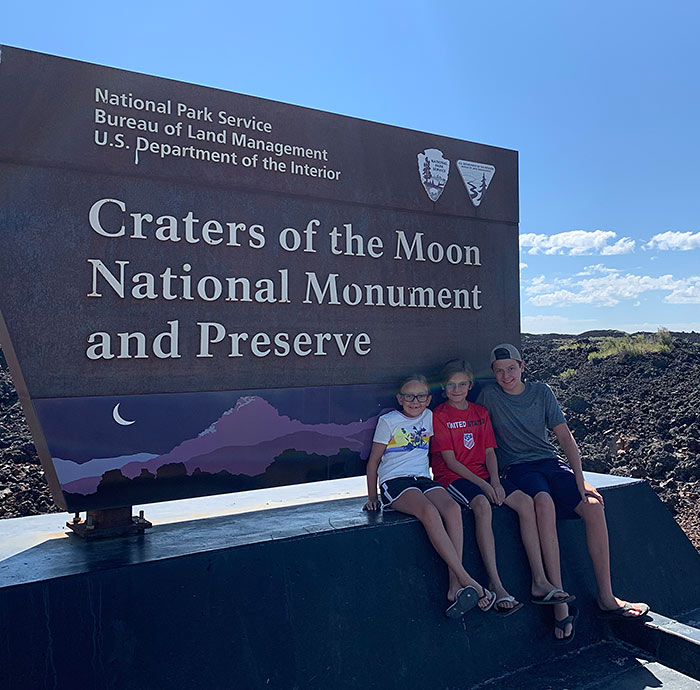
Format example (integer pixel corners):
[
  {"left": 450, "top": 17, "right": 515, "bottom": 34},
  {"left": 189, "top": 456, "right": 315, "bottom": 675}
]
[
  {"left": 484, "top": 447, "right": 505, "bottom": 504},
  {"left": 363, "top": 441, "right": 386, "bottom": 511},
  {"left": 553, "top": 422, "right": 603, "bottom": 505},
  {"left": 441, "top": 449, "right": 499, "bottom": 504}
]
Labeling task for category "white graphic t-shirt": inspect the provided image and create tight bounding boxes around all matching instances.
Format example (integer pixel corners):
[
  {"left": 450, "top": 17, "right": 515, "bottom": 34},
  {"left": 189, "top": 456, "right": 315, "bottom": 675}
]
[{"left": 373, "top": 408, "right": 433, "bottom": 485}]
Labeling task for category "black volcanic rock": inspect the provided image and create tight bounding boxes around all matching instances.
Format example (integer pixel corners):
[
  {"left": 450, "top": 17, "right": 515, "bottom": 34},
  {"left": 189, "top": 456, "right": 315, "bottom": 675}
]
[{"left": 0, "top": 356, "right": 59, "bottom": 518}]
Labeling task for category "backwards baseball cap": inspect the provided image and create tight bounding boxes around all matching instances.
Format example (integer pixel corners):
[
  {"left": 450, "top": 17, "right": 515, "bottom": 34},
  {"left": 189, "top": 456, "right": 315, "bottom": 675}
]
[{"left": 490, "top": 343, "right": 522, "bottom": 364}]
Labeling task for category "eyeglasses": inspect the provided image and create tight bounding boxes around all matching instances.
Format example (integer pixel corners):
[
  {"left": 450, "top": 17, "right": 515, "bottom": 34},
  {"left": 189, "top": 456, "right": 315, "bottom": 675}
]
[{"left": 399, "top": 393, "right": 430, "bottom": 402}]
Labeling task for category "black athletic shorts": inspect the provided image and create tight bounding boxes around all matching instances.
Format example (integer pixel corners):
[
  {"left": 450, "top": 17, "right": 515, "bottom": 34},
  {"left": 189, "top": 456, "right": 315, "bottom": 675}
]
[{"left": 379, "top": 475, "right": 443, "bottom": 508}]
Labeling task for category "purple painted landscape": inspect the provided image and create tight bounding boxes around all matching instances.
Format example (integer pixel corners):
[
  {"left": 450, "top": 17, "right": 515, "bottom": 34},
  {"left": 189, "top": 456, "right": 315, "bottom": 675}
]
[{"left": 48, "top": 394, "right": 382, "bottom": 509}]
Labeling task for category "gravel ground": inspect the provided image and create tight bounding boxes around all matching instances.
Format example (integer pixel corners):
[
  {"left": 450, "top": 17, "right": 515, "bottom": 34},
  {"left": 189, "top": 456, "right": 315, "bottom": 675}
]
[{"left": 1, "top": 334, "right": 699, "bottom": 552}]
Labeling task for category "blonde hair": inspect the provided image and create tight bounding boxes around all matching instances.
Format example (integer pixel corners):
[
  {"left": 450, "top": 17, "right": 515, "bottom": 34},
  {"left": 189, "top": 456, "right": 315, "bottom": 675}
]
[
  {"left": 440, "top": 359, "right": 474, "bottom": 385},
  {"left": 399, "top": 374, "right": 429, "bottom": 391}
]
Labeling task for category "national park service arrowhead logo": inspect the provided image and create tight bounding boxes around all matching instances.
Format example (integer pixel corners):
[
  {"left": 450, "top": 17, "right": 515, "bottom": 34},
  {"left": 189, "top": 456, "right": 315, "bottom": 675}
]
[
  {"left": 457, "top": 160, "right": 496, "bottom": 207},
  {"left": 418, "top": 149, "right": 450, "bottom": 202}
]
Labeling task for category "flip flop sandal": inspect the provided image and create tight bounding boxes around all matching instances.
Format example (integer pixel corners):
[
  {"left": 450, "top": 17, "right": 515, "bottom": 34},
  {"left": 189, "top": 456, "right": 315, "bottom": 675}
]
[
  {"left": 532, "top": 588, "right": 576, "bottom": 605},
  {"left": 597, "top": 602, "right": 650, "bottom": 620},
  {"left": 478, "top": 587, "right": 496, "bottom": 612},
  {"left": 553, "top": 605, "right": 579, "bottom": 645},
  {"left": 445, "top": 585, "right": 479, "bottom": 619},
  {"left": 493, "top": 595, "right": 524, "bottom": 617}
]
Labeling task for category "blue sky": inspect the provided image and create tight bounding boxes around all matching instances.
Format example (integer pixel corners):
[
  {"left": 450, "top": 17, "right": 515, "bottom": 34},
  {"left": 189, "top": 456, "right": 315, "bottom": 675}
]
[{"left": 5, "top": 0, "right": 700, "bottom": 333}]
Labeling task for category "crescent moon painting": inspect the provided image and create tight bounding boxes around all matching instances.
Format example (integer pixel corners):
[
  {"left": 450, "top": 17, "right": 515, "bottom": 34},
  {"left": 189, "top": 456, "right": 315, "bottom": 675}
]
[{"left": 112, "top": 403, "right": 136, "bottom": 426}]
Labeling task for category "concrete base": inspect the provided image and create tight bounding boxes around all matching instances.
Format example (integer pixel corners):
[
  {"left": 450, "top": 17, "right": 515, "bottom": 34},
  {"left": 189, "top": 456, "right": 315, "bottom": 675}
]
[
  {"left": 1, "top": 474, "right": 700, "bottom": 690},
  {"left": 613, "top": 609, "right": 700, "bottom": 682},
  {"left": 481, "top": 640, "right": 700, "bottom": 690}
]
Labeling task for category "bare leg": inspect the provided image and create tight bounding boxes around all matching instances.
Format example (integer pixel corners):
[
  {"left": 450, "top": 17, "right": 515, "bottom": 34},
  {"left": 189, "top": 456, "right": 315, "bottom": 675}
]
[
  {"left": 575, "top": 497, "right": 647, "bottom": 617},
  {"left": 391, "top": 488, "right": 488, "bottom": 605},
  {"left": 424, "top": 489, "right": 495, "bottom": 610},
  {"left": 424, "top": 488, "right": 464, "bottom": 601},
  {"left": 505, "top": 490, "right": 567, "bottom": 599},
  {"left": 470, "top": 495, "right": 518, "bottom": 609},
  {"left": 576, "top": 498, "right": 613, "bottom": 603},
  {"left": 533, "top": 492, "right": 571, "bottom": 639}
]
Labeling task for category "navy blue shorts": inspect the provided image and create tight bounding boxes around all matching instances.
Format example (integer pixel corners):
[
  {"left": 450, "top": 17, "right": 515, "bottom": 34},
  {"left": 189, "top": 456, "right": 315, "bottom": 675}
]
[
  {"left": 380, "top": 475, "right": 443, "bottom": 508},
  {"left": 446, "top": 476, "right": 519, "bottom": 508},
  {"left": 504, "top": 459, "right": 582, "bottom": 520}
]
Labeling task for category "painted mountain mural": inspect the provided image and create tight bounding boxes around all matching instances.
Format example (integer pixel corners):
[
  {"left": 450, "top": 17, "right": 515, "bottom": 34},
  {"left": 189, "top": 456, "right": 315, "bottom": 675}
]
[{"left": 55, "top": 396, "right": 379, "bottom": 508}]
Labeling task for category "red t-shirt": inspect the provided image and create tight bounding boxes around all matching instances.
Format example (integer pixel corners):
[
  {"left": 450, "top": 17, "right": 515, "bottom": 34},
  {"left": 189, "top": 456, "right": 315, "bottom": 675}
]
[{"left": 430, "top": 401, "right": 497, "bottom": 487}]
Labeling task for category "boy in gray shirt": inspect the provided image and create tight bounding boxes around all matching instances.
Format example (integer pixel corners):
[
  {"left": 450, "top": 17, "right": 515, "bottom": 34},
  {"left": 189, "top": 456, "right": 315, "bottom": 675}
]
[{"left": 478, "top": 343, "right": 649, "bottom": 643}]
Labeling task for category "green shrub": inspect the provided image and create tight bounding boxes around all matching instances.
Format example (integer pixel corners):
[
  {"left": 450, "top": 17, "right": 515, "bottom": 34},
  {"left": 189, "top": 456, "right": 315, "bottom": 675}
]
[
  {"left": 557, "top": 341, "right": 584, "bottom": 351},
  {"left": 588, "top": 328, "right": 673, "bottom": 361},
  {"left": 656, "top": 327, "right": 673, "bottom": 348},
  {"left": 560, "top": 368, "right": 577, "bottom": 379}
]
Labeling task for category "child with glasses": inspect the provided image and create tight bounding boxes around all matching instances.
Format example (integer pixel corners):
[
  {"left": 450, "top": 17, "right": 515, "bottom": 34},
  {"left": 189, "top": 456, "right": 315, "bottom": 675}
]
[
  {"left": 431, "top": 359, "right": 573, "bottom": 620},
  {"left": 364, "top": 374, "right": 495, "bottom": 618}
]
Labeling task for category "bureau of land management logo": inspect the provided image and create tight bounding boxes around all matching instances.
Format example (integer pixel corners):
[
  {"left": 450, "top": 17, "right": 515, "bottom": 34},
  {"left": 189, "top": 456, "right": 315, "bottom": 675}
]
[
  {"left": 417, "top": 148, "right": 450, "bottom": 202},
  {"left": 417, "top": 150, "right": 496, "bottom": 207},
  {"left": 457, "top": 160, "right": 496, "bottom": 207}
]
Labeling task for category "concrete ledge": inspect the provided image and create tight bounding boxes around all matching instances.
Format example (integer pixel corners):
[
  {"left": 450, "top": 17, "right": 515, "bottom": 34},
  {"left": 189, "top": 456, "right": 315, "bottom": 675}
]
[
  {"left": 473, "top": 640, "right": 700, "bottom": 690},
  {"left": 1, "top": 474, "right": 700, "bottom": 690},
  {"left": 610, "top": 610, "right": 700, "bottom": 681}
]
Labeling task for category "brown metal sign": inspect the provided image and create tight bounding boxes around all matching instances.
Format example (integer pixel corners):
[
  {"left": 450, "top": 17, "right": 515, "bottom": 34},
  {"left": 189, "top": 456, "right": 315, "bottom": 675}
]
[{"left": 0, "top": 47, "right": 520, "bottom": 511}]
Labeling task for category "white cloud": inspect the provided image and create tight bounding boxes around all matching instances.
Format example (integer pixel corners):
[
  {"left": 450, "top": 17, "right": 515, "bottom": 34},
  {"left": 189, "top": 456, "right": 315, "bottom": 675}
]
[
  {"left": 523, "top": 272, "right": 700, "bottom": 307},
  {"left": 519, "top": 262, "right": 528, "bottom": 272},
  {"left": 525, "top": 275, "right": 552, "bottom": 295},
  {"left": 601, "top": 237, "right": 636, "bottom": 255},
  {"left": 522, "top": 314, "right": 700, "bottom": 335},
  {"left": 575, "top": 264, "right": 620, "bottom": 277},
  {"left": 613, "top": 320, "right": 700, "bottom": 332},
  {"left": 521, "top": 314, "right": 597, "bottom": 334},
  {"left": 645, "top": 231, "right": 700, "bottom": 251},
  {"left": 529, "top": 288, "right": 601, "bottom": 306},
  {"left": 519, "top": 230, "right": 636, "bottom": 256},
  {"left": 665, "top": 281, "right": 700, "bottom": 303}
]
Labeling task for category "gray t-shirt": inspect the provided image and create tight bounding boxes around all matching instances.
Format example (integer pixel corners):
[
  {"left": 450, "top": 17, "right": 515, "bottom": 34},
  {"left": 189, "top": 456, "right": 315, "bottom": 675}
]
[{"left": 477, "top": 381, "right": 566, "bottom": 471}]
